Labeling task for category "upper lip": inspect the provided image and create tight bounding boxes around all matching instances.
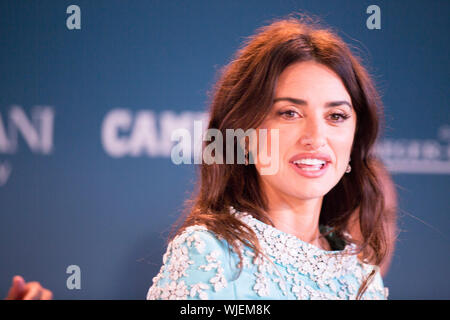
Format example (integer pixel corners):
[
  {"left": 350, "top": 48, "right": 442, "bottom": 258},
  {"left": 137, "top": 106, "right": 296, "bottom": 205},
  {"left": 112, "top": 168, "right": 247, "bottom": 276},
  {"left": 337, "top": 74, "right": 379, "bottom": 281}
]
[{"left": 289, "top": 153, "right": 332, "bottom": 163}]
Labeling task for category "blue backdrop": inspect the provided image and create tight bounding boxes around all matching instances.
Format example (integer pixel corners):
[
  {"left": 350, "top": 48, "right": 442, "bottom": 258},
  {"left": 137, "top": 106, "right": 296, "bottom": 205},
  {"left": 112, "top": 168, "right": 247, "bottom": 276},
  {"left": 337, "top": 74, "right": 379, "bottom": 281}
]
[{"left": 0, "top": 0, "right": 449, "bottom": 299}]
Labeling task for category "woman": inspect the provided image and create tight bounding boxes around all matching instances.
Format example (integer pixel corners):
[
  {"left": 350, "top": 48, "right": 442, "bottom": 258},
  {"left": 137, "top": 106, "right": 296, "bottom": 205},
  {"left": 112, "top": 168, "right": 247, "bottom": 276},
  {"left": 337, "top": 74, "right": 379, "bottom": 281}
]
[{"left": 147, "top": 15, "right": 396, "bottom": 300}]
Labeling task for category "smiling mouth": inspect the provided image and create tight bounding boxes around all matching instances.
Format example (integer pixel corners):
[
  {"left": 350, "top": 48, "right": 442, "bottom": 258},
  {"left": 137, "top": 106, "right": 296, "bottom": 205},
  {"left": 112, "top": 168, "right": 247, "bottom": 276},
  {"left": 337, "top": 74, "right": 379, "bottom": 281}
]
[
  {"left": 289, "top": 160, "right": 330, "bottom": 178},
  {"left": 291, "top": 160, "right": 328, "bottom": 171}
]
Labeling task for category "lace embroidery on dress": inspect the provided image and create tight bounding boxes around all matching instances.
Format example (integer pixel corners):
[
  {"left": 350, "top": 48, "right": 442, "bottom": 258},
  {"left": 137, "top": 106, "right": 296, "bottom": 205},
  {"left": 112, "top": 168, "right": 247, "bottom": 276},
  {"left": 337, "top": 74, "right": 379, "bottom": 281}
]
[
  {"left": 229, "top": 206, "right": 386, "bottom": 300},
  {"left": 146, "top": 225, "right": 228, "bottom": 300},
  {"left": 147, "top": 207, "right": 388, "bottom": 300}
]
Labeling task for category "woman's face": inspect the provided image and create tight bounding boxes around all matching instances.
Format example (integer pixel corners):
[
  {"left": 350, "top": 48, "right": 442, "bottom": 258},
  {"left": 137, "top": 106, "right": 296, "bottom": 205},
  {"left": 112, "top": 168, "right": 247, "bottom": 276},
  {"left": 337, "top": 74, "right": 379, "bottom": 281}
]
[{"left": 253, "top": 60, "right": 357, "bottom": 202}]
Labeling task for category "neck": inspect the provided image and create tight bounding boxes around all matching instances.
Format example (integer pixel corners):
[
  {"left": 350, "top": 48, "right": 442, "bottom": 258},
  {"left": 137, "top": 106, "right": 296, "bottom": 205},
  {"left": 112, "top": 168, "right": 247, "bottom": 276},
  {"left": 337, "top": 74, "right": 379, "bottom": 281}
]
[{"left": 262, "top": 182, "right": 327, "bottom": 249}]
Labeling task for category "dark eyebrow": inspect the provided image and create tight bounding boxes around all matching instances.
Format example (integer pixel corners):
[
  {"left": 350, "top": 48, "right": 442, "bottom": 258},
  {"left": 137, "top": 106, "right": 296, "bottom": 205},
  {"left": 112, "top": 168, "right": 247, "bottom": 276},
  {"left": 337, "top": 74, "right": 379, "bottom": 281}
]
[{"left": 273, "top": 97, "right": 353, "bottom": 109}]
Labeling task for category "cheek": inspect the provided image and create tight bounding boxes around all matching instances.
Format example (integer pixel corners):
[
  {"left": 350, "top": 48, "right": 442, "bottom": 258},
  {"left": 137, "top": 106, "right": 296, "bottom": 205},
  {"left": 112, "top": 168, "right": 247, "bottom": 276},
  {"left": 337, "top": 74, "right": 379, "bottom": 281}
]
[{"left": 332, "top": 132, "right": 355, "bottom": 166}]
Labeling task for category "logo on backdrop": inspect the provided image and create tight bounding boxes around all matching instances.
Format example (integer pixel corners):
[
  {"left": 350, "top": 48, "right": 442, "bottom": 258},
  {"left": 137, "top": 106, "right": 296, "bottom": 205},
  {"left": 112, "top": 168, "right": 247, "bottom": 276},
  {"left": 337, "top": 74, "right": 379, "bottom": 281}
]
[
  {"left": 1, "top": 107, "right": 448, "bottom": 188},
  {"left": 101, "top": 109, "right": 209, "bottom": 159},
  {"left": 375, "top": 125, "right": 450, "bottom": 174},
  {"left": 0, "top": 105, "right": 55, "bottom": 186}
]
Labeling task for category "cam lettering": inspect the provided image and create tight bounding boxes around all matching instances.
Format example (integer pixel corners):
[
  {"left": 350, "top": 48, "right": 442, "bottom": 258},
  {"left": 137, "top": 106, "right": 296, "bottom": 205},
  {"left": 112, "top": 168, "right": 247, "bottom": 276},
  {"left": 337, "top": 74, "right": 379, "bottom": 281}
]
[{"left": 101, "top": 108, "right": 208, "bottom": 158}]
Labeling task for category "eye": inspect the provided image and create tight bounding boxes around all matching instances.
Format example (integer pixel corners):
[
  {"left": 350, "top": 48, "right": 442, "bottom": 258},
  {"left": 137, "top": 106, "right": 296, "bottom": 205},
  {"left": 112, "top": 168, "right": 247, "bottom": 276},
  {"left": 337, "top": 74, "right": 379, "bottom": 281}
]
[
  {"left": 328, "top": 112, "right": 351, "bottom": 123},
  {"left": 277, "top": 109, "right": 301, "bottom": 120}
]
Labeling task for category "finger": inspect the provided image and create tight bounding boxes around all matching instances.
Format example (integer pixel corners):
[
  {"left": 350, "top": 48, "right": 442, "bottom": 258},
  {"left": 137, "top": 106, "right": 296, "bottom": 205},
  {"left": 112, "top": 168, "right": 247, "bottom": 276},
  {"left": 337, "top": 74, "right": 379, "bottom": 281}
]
[
  {"left": 41, "top": 289, "right": 53, "bottom": 300},
  {"left": 5, "top": 275, "right": 26, "bottom": 300},
  {"left": 23, "top": 283, "right": 43, "bottom": 300}
]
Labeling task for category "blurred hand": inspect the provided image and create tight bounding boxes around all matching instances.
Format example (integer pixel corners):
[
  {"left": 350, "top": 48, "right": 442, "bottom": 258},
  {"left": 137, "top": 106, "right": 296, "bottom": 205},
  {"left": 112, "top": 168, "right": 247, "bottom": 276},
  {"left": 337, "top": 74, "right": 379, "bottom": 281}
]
[{"left": 5, "top": 275, "right": 53, "bottom": 300}]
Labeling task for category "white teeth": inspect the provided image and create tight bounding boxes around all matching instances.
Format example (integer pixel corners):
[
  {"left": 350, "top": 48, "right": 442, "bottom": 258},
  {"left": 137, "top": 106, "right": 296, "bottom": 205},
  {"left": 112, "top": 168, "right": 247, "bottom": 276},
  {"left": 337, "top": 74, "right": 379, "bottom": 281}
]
[{"left": 293, "top": 158, "right": 326, "bottom": 165}]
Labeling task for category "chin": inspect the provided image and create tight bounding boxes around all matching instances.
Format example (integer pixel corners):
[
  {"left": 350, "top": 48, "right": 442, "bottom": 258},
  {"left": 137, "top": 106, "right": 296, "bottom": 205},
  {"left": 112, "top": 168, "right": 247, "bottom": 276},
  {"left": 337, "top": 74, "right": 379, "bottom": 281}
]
[{"left": 288, "top": 187, "right": 329, "bottom": 200}]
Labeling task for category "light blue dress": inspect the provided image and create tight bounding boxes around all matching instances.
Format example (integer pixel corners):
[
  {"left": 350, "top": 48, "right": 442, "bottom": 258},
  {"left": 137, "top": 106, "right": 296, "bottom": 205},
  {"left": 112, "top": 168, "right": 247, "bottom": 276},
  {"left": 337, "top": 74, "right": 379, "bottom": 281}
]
[{"left": 147, "top": 207, "right": 388, "bottom": 300}]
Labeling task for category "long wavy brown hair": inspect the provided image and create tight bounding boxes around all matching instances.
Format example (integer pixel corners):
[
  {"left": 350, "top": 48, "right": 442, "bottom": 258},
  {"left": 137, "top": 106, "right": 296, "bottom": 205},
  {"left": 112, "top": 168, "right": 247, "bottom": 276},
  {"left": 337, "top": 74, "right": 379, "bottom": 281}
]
[{"left": 171, "top": 14, "right": 392, "bottom": 299}]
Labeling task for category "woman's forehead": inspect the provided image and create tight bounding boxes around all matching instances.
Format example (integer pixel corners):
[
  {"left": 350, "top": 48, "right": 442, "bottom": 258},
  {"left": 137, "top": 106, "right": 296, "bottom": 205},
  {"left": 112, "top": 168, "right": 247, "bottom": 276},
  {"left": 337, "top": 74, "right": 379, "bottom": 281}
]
[{"left": 275, "top": 61, "right": 351, "bottom": 102}]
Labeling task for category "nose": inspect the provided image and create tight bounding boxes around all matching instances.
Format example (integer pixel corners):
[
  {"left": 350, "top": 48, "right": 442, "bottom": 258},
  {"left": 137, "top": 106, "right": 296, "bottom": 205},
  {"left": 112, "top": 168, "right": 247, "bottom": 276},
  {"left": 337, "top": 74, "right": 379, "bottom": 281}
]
[{"left": 298, "top": 116, "right": 326, "bottom": 150}]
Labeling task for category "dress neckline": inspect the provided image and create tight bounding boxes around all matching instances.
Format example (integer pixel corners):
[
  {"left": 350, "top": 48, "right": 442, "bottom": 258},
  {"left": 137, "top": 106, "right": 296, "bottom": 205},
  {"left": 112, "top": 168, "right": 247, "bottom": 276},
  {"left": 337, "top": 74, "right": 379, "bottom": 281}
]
[{"left": 229, "top": 206, "right": 352, "bottom": 255}]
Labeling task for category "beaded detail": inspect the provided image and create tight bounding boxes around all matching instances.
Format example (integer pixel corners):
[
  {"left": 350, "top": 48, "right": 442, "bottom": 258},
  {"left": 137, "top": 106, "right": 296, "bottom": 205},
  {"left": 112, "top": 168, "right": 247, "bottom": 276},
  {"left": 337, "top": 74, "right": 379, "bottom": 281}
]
[
  {"left": 230, "top": 208, "right": 385, "bottom": 299},
  {"left": 146, "top": 207, "right": 388, "bottom": 300},
  {"left": 147, "top": 225, "right": 217, "bottom": 300}
]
